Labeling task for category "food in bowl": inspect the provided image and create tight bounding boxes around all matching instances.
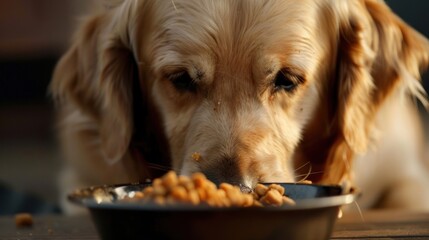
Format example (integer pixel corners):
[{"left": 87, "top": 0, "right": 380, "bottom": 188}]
[
  {"left": 122, "top": 171, "right": 296, "bottom": 207},
  {"left": 68, "top": 177, "right": 356, "bottom": 240}
]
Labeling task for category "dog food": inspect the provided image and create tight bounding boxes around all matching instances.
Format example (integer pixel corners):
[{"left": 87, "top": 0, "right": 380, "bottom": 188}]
[
  {"left": 191, "top": 152, "right": 202, "bottom": 162},
  {"left": 15, "top": 213, "right": 33, "bottom": 227},
  {"left": 124, "top": 171, "right": 295, "bottom": 207}
]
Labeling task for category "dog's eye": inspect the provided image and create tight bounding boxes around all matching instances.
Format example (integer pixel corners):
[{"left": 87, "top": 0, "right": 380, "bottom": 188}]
[
  {"left": 170, "top": 72, "right": 197, "bottom": 92},
  {"left": 273, "top": 70, "right": 298, "bottom": 92}
]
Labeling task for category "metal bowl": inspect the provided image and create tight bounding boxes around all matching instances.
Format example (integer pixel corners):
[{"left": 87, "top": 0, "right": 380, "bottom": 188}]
[{"left": 68, "top": 183, "right": 356, "bottom": 240}]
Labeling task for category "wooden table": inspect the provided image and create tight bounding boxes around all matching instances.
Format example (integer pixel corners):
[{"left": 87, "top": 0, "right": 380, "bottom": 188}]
[{"left": 1, "top": 211, "right": 428, "bottom": 239}]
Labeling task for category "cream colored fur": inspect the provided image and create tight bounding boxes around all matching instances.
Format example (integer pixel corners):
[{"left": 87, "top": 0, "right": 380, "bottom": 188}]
[{"left": 51, "top": 0, "right": 429, "bottom": 214}]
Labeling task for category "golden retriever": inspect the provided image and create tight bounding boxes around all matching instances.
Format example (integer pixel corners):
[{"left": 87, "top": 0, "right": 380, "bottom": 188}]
[{"left": 51, "top": 0, "right": 429, "bottom": 213}]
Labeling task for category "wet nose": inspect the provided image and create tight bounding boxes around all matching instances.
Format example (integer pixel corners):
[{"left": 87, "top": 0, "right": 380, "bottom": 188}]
[{"left": 201, "top": 156, "right": 251, "bottom": 192}]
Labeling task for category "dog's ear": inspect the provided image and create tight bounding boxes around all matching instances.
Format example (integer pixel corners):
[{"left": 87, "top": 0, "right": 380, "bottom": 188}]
[
  {"left": 320, "top": 0, "right": 429, "bottom": 183},
  {"left": 51, "top": 5, "right": 136, "bottom": 165},
  {"left": 363, "top": 0, "right": 429, "bottom": 106}
]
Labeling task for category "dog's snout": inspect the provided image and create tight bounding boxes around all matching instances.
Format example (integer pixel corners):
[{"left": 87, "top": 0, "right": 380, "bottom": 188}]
[{"left": 201, "top": 155, "right": 245, "bottom": 186}]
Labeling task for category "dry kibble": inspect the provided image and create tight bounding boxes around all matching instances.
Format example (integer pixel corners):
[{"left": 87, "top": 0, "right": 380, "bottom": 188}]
[
  {"left": 188, "top": 191, "right": 200, "bottom": 205},
  {"left": 15, "top": 213, "right": 33, "bottom": 227},
  {"left": 171, "top": 186, "right": 188, "bottom": 201},
  {"left": 192, "top": 152, "right": 202, "bottom": 161},
  {"left": 260, "top": 189, "right": 283, "bottom": 206},
  {"left": 251, "top": 192, "right": 259, "bottom": 199},
  {"left": 219, "top": 183, "right": 234, "bottom": 192},
  {"left": 184, "top": 182, "right": 196, "bottom": 192},
  {"left": 153, "top": 186, "right": 167, "bottom": 196},
  {"left": 217, "top": 189, "right": 227, "bottom": 199},
  {"left": 243, "top": 194, "right": 254, "bottom": 207},
  {"left": 282, "top": 196, "right": 296, "bottom": 206},
  {"left": 178, "top": 175, "right": 191, "bottom": 185},
  {"left": 206, "top": 188, "right": 218, "bottom": 201},
  {"left": 268, "top": 184, "right": 285, "bottom": 195},
  {"left": 197, "top": 188, "right": 207, "bottom": 200},
  {"left": 143, "top": 186, "right": 154, "bottom": 195},
  {"left": 152, "top": 178, "right": 163, "bottom": 187},
  {"left": 134, "top": 191, "right": 144, "bottom": 198},
  {"left": 123, "top": 171, "right": 296, "bottom": 208},
  {"left": 205, "top": 181, "right": 217, "bottom": 191},
  {"left": 192, "top": 172, "right": 207, "bottom": 188},
  {"left": 154, "top": 196, "right": 166, "bottom": 205},
  {"left": 254, "top": 184, "right": 268, "bottom": 197},
  {"left": 178, "top": 175, "right": 189, "bottom": 182},
  {"left": 253, "top": 200, "right": 264, "bottom": 207},
  {"left": 162, "top": 171, "right": 179, "bottom": 189},
  {"left": 300, "top": 180, "right": 313, "bottom": 184}
]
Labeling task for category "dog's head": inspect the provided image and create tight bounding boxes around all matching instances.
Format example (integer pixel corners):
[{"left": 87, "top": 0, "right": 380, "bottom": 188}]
[{"left": 51, "top": 0, "right": 429, "bottom": 187}]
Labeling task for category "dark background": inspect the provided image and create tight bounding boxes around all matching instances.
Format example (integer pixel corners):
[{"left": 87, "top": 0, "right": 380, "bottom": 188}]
[{"left": 0, "top": 0, "right": 428, "bottom": 215}]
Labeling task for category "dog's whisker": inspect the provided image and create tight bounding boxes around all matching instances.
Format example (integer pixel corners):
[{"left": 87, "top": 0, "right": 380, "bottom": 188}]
[
  {"left": 171, "top": 0, "right": 177, "bottom": 11},
  {"left": 146, "top": 163, "right": 177, "bottom": 172},
  {"left": 353, "top": 201, "right": 365, "bottom": 222},
  {"left": 297, "top": 164, "right": 312, "bottom": 182},
  {"left": 294, "top": 161, "right": 311, "bottom": 172},
  {"left": 295, "top": 171, "right": 325, "bottom": 179}
]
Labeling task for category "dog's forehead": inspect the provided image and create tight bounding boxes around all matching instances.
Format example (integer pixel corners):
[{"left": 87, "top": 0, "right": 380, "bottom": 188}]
[{"left": 146, "top": 0, "right": 325, "bottom": 76}]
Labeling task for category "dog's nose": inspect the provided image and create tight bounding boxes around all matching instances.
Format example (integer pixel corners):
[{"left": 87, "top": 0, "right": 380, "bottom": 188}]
[{"left": 201, "top": 156, "right": 252, "bottom": 192}]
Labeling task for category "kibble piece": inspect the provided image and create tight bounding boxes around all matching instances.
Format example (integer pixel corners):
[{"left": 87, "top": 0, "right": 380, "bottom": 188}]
[
  {"left": 153, "top": 185, "right": 167, "bottom": 196},
  {"left": 162, "top": 171, "right": 179, "bottom": 189},
  {"left": 251, "top": 192, "right": 259, "bottom": 200},
  {"left": 219, "top": 183, "right": 234, "bottom": 192},
  {"left": 197, "top": 188, "right": 207, "bottom": 200},
  {"left": 254, "top": 184, "right": 268, "bottom": 197},
  {"left": 253, "top": 200, "right": 264, "bottom": 207},
  {"left": 260, "top": 189, "right": 283, "bottom": 206},
  {"left": 178, "top": 175, "right": 191, "bottom": 185},
  {"left": 217, "top": 189, "right": 227, "bottom": 199},
  {"left": 300, "top": 180, "right": 313, "bottom": 184},
  {"left": 282, "top": 196, "right": 296, "bottom": 206},
  {"left": 134, "top": 191, "right": 144, "bottom": 199},
  {"left": 268, "top": 184, "right": 285, "bottom": 195},
  {"left": 205, "top": 181, "right": 217, "bottom": 191},
  {"left": 15, "top": 213, "right": 33, "bottom": 227},
  {"left": 205, "top": 188, "right": 218, "bottom": 201},
  {"left": 171, "top": 186, "right": 188, "bottom": 201},
  {"left": 188, "top": 190, "right": 200, "bottom": 205},
  {"left": 183, "top": 182, "right": 195, "bottom": 192},
  {"left": 152, "top": 178, "right": 163, "bottom": 187},
  {"left": 226, "top": 188, "right": 244, "bottom": 206},
  {"left": 192, "top": 172, "right": 207, "bottom": 188},
  {"left": 143, "top": 186, "right": 154, "bottom": 195},
  {"left": 192, "top": 152, "right": 202, "bottom": 161},
  {"left": 243, "top": 194, "right": 254, "bottom": 207},
  {"left": 154, "top": 196, "right": 166, "bottom": 205}
]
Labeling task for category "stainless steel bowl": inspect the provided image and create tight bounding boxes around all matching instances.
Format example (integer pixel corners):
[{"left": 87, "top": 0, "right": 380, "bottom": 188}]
[{"left": 68, "top": 183, "right": 356, "bottom": 240}]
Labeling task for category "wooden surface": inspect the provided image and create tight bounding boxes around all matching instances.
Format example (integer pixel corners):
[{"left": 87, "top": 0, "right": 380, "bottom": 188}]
[
  {"left": 332, "top": 210, "right": 429, "bottom": 239},
  {"left": 0, "top": 210, "right": 428, "bottom": 239}
]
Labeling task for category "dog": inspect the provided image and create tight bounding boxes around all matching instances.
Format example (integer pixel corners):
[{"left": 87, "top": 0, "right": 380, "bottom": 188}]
[{"left": 51, "top": 0, "right": 429, "bottom": 214}]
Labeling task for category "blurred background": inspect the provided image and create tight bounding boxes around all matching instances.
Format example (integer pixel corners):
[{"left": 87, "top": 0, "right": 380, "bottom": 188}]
[{"left": 0, "top": 0, "right": 428, "bottom": 215}]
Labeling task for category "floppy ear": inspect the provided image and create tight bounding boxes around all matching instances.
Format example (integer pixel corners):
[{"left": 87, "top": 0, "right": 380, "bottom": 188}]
[
  {"left": 50, "top": 5, "right": 136, "bottom": 165},
  {"left": 320, "top": 0, "right": 429, "bottom": 184}
]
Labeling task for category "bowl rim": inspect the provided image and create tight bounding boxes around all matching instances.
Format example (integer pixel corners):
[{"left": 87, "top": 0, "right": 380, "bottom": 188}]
[{"left": 68, "top": 182, "right": 358, "bottom": 211}]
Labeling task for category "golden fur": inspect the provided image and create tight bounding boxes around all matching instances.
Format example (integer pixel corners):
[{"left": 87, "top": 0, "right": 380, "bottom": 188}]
[{"left": 51, "top": 0, "right": 429, "bottom": 213}]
